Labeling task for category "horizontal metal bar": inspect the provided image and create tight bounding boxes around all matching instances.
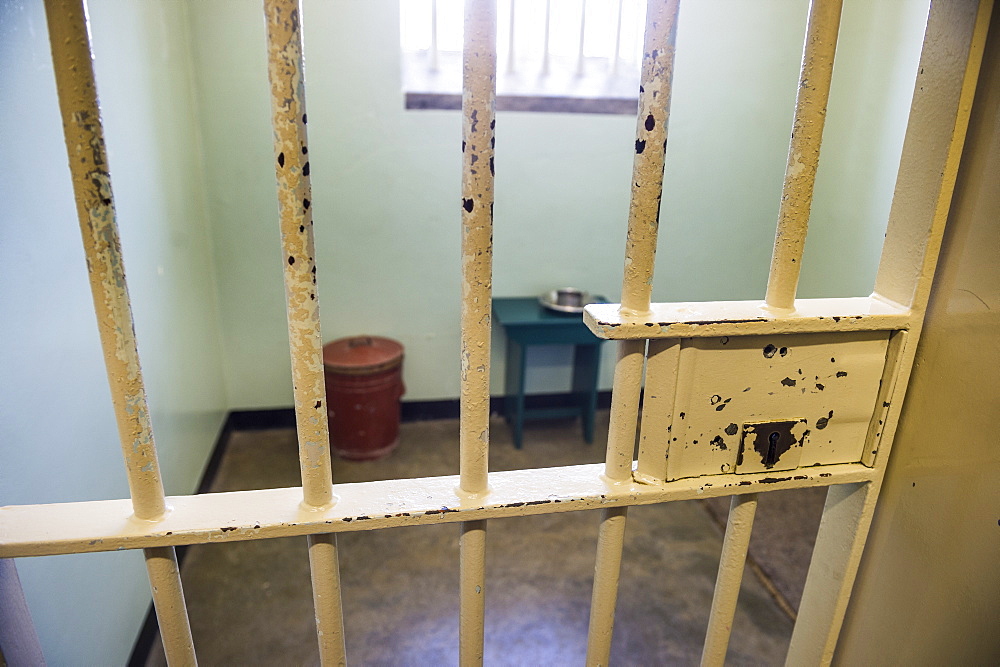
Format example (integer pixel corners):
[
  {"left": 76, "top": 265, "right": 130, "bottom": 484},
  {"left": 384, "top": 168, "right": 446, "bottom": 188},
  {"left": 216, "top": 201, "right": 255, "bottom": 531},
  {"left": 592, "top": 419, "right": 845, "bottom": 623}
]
[
  {"left": 583, "top": 296, "right": 911, "bottom": 339},
  {"left": 1, "top": 463, "right": 876, "bottom": 559}
]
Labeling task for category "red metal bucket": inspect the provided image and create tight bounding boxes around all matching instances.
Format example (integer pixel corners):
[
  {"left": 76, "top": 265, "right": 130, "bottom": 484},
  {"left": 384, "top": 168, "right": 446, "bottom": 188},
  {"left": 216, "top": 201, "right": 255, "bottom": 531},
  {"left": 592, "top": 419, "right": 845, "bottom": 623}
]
[{"left": 322, "top": 336, "right": 405, "bottom": 460}]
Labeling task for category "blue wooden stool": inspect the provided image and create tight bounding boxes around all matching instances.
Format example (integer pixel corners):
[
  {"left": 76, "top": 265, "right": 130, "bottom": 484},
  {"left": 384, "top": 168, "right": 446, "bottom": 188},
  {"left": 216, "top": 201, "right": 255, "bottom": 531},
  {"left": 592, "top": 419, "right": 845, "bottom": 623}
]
[{"left": 493, "top": 297, "right": 606, "bottom": 448}]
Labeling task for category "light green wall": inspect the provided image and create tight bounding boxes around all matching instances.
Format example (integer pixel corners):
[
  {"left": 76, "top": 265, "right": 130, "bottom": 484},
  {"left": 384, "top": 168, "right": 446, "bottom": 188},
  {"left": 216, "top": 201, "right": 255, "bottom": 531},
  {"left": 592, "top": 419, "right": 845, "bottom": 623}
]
[
  {"left": 0, "top": 0, "right": 227, "bottom": 663},
  {"left": 0, "top": 0, "right": 931, "bottom": 662},
  {"left": 188, "top": 0, "right": 928, "bottom": 406}
]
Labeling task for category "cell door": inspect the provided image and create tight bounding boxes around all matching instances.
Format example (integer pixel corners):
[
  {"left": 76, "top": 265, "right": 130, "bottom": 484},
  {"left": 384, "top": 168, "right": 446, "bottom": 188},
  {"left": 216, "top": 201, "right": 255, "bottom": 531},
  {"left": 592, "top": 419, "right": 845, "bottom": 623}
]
[{"left": 0, "top": 0, "right": 992, "bottom": 665}]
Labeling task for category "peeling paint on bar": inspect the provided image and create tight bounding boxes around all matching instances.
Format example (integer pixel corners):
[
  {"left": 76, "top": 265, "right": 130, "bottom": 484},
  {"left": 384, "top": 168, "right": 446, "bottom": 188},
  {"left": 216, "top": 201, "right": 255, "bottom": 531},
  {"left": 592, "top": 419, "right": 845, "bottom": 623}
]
[
  {"left": 43, "top": 1, "right": 196, "bottom": 663},
  {"left": 43, "top": 0, "right": 166, "bottom": 523},
  {"left": 459, "top": 3, "right": 497, "bottom": 664},
  {"left": 584, "top": 297, "right": 911, "bottom": 340},
  {"left": 765, "top": 0, "right": 844, "bottom": 310},
  {"left": 264, "top": 0, "right": 334, "bottom": 510},
  {"left": 264, "top": 3, "right": 347, "bottom": 664},
  {"left": 0, "top": 463, "right": 877, "bottom": 558}
]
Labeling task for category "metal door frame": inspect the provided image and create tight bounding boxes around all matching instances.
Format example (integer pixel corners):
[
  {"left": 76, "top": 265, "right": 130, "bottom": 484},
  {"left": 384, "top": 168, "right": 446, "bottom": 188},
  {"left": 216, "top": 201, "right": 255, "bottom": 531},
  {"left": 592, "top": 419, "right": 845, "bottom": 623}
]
[{"left": 1, "top": 0, "right": 992, "bottom": 665}]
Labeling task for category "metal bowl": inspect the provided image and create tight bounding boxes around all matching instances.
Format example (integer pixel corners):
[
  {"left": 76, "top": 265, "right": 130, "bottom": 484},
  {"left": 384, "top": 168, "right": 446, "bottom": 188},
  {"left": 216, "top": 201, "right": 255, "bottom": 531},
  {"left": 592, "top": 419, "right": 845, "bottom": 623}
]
[{"left": 538, "top": 288, "right": 596, "bottom": 313}]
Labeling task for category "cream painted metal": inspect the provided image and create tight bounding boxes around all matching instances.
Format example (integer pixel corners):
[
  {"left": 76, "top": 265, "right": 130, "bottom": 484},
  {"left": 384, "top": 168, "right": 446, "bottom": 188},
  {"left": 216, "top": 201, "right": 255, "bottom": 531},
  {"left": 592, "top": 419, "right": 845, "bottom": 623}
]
[
  {"left": 1, "top": 1, "right": 992, "bottom": 666},
  {"left": 263, "top": 2, "right": 346, "bottom": 663},
  {"left": 587, "top": 2, "right": 680, "bottom": 664},
  {"left": 459, "top": 2, "right": 497, "bottom": 663},
  {"left": 40, "top": 1, "right": 196, "bottom": 663}
]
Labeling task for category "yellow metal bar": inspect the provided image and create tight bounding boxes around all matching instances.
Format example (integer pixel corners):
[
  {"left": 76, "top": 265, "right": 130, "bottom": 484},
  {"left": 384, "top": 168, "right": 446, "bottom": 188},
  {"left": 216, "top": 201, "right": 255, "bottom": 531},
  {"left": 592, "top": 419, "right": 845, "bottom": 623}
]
[
  {"left": 263, "top": 4, "right": 347, "bottom": 664},
  {"left": 307, "top": 534, "right": 347, "bottom": 666},
  {"left": 459, "top": 2, "right": 496, "bottom": 664},
  {"left": 585, "top": 506, "right": 627, "bottom": 666},
  {"left": 788, "top": 1, "right": 994, "bottom": 663},
  {"left": 700, "top": 494, "right": 759, "bottom": 667},
  {"left": 0, "top": 463, "right": 876, "bottom": 559},
  {"left": 603, "top": 341, "right": 645, "bottom": 481},
  {"left": 764, "top": 0, "right": 844, "bottom": 311},
  {"left": 144, "top": 547, "right": 197, "bottom": 666},
  {"left": 264, "top": 0, "right": 334, "bottom": 510},
  {"left": 45, "top": 2, "right": 198, "bottom": 661},
  {"left": 584, "top": 296, "right": 911, "bottom": 340},
  {"left": 619, "top": 0, "right": 680, "bottom": 316},
  {"left": 459, "top": 0, "right": 496, "bottom": 498},
  {"left": 459, "top": 520, "right": 487, "bottom": 666},
  {"left": 43, "top": 0, "right": 166, "bottom": 522},
  {"left": 588, "top": 4, "right": 681, "bottom": 661}
]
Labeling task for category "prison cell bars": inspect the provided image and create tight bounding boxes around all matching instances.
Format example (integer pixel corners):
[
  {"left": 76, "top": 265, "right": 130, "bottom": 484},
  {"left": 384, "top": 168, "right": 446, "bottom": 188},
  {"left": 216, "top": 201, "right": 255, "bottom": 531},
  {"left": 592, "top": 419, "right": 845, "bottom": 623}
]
[
  {"left": 41, "top": 0, "right": 198, "bottom": 663},
  {"left": 586, "top": 2, "right": 680, "bottom": 665},
  {"left": 701, "top": 1, "right": 844, "bottom": 662},
  {"left": 262, "top": 0, "right": 347, "bottom": 664},
  {"left": 458, "top": 1, "right": 497, "bottom": 663},
  {"left": 14, "top": 0, "right": 991, "bottom": 665},
  {"left": 765, "top": 0, "right": 844, "bottom": 311}
]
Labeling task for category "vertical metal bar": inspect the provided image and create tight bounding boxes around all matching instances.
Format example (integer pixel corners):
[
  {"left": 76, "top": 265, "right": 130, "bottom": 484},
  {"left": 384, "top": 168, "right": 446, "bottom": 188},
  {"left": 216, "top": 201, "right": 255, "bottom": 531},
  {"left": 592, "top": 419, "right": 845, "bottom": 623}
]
[
  {"left": 144, "top": 547, "right": 197, "bottom": 666},
  {"left": 542, "top": 0, "right": 551, "bottom": 75},
  {"left": 764, "top": 0, "right": 844, "bottom": 310},
  {"left": 585, "top": 506, "right": 628, "bottom": 667},
  {"left": 0, "top": 560, "right": 45, "bottom": 665},
  {"left": 620, "top": 0, "right": 680, "bottom": 317},
  {"left": 459, "top": 0, "right": 496, "bottom": 505},
  {"left": 587, "top": 3, "right": 681, "bottom": 665},
  {"left": 507, "top": 0, "right": 516, "bottom": 74},
  {"left": 612, "top": 0, "right": 624, "bottom": 74},
  {"left": 789, "top": 2, "right": 992, "bottom": 663},
  {"left": 263, "top": 3, "right": 347, "bottom": 665},
  {"left": 459, "top": 520, "right": 488, "bottom": 666},
  {"left": 576, "top": 0, "right": 588, "bottom": 75},
  {"left": 700, "top": 494, "right": 759, "bottom": 667},
  {"left": 43, "top": 2, "right": 198, "bottom": 662},
  {"left": 307, "top": 534, "right": 347, "bottom": 666},
  {"left": 43, "top": 0, "right": 167, "bottom": 524},
  {"left": 459, "top": 2, "right": 496, "bottom": 664},
  {"left": 263, "top": 0, "right": 334, "bottom": 511},
  {"left": 431, "top": 0, "right": 440, "bottom": 72},
  {"left": 785, "top": 482, "right": 877, "bottom": 665}
]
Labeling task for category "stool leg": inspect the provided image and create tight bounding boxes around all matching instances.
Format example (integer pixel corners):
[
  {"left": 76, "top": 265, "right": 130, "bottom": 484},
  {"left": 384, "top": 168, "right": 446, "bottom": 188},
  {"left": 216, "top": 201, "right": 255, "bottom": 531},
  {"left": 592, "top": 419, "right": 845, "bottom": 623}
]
[
  {"left": 572, "top": 342, "right": 602, "bottom": 444},
  {"left": 505, "top": 337, "right": 526, "bottom": 449}
]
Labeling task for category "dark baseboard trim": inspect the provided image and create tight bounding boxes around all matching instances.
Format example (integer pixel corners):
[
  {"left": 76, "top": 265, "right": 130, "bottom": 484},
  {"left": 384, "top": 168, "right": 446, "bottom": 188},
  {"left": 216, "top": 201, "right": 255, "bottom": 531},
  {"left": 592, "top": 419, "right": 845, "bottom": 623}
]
[{"left": 127, "top": 391, "right": 610, "bottom": 664}]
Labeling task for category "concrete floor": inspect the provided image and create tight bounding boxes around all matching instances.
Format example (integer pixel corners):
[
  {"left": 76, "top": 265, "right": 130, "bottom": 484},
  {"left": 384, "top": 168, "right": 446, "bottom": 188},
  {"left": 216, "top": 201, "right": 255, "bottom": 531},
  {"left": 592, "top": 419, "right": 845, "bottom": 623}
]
[{"left": 147, "top": 412, "right": 826, "bottom": 665}]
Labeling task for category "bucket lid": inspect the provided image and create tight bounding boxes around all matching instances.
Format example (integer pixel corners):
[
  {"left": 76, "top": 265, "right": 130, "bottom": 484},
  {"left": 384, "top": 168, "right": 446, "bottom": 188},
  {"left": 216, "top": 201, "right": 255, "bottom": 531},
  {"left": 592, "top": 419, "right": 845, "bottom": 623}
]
[{"left": 323, "top": 336, "right": 403, "bottom": 374}]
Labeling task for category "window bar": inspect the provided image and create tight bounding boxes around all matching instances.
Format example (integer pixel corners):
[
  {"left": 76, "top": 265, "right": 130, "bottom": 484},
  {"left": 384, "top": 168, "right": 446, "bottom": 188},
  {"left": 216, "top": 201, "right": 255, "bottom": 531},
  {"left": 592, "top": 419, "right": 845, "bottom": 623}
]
[
  {"left": 700, "top": 494, "right": 759, "bottom": 666},
  {"left": 611, "top": 0, "right": 624, "bottom": 74},
  {"left": 431, "top": 0, "right": 440, "bottom": 72},
  {"left": 764, "top": 0, "right": 844, "bottom": 310},
  {"left": 263, "top": 1, "right": 346, "bottom": 663},
  {"left": 586, "top": 2, "right": 680, "bottom": 665},
  {"left": 42, "top": 0, "right": 197, "bottom": 663},
  {"left": 507, "top": 0, "right": 516, "bottom": 74},
  {"left": 542, "top": 0, "right": 552, "bottom": 76},
  {"left": 459, "top": 1, "right": 496, "bottom": 664},
  {"left": 577, "top": 0, "right": 588, "bottom": 75}
]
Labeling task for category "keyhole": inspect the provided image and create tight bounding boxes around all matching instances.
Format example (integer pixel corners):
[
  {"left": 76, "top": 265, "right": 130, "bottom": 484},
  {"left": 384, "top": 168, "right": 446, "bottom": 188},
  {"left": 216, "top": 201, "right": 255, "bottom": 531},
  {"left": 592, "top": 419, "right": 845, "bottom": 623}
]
[{"left": 766, "top": 431, "right": 781, "bottom": 467}]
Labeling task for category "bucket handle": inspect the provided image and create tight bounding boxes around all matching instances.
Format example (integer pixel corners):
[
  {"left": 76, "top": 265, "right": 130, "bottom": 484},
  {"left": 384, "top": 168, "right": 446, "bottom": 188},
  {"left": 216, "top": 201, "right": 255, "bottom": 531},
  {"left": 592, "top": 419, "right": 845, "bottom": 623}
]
[{"left": 348, "top": 336, "right": 373, "bottom": 348}]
